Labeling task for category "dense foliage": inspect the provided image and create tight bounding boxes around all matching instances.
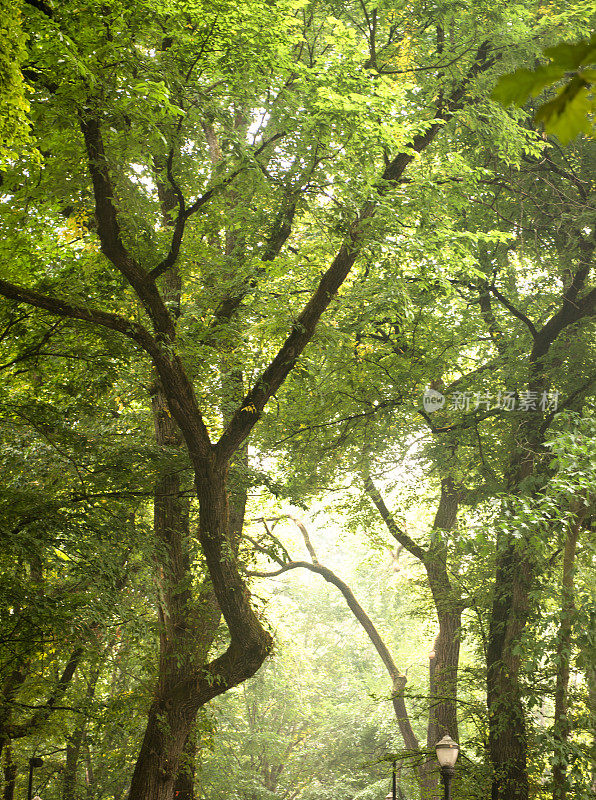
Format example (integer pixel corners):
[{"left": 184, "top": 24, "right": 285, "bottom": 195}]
[{"left": 0, "top": 2, "right": 594, "bottom": 800}]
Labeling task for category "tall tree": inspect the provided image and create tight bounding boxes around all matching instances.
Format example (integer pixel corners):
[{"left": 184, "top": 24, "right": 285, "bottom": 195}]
[{"left": 1, "top": 2, "right": 591, "bottom": 799}]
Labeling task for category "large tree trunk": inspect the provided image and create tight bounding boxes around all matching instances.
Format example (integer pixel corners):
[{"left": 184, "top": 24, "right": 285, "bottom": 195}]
[
  {"left": 486, "top": 417, "right": 537, "bottom": 800},
  {"left": 486, "top": 538, "right": 532, "bottom": 800},
  {"left": 484, "top": 241, "right": 595, "bottom": 800},
  {"left": 127, "top": 384, "right": 221, "bottom": 800},
  {"left": 128, "top": 698, "right": 197, "bottom": 800},
  {"left": 173, "top": 733, "right": 196, "bottom": 800}
]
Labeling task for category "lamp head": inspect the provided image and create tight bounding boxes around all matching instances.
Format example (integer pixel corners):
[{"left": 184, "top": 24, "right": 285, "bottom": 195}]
[{"left": 435, "top": 735, "right": 459, "bottom": 768}]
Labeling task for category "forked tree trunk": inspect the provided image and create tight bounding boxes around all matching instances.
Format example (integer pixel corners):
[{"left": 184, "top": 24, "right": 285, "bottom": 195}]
[{"left": 0, "top": 45, "right": 501, "bottom": 800}]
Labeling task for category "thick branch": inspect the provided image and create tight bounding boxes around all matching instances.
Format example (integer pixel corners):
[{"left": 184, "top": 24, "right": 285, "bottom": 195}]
[
  {"left": 289, "top": 515, "right": 320, "bottom": 565},
  {"left": 0, "top": 278, "right": 214, "bottom": 459},
  {"left": 0, "top": 279, "right": 160, "bottom": 357},
  {"left": 532, "top": 249, "right": 596, "bottom": 364},
  {"left": 214, "top": 41, "right": 498, "bottom": 463},
  {"left": 488, "top": 285, "right": 538, "bottom": 338},
  {"left": 23, "top": 0, "right": 53, "bottom": 18},
  {"left": 80, "top": 115, "right": 175, "bottom": 338},
  {"left": 215, "top": 134, "right": 437, "bottom": 462}
]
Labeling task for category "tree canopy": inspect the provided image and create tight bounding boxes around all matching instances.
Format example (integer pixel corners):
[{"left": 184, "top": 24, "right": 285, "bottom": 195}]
[{"left": 0, "top": 2, "right": 594, "bottom": 800}]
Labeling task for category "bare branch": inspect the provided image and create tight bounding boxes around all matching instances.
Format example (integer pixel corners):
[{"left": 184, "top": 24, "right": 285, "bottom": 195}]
[
  {"left": 250, "top": 557, "right": 419, "bottom": 753},
  {"left": 488, "top": 285, "right": 538, "bottom": 338},
  {"left": 364, "top": 477, "right": 427, "bottom": 562}
]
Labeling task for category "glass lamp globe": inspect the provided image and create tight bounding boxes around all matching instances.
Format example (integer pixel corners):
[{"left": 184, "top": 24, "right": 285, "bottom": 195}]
[{"left": 435, "top": 735, "right": 459, "bottom": 768}]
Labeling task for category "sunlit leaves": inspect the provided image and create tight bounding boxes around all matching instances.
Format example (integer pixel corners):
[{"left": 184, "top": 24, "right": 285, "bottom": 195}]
[{"left": 493, "top": 33, "right": 596, "bottom": 143}]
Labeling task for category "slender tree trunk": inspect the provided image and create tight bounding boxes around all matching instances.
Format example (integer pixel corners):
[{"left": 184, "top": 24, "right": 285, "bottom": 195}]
[
  {"left": 366, "top": 475, "right": 463, "bottom": 800},
  {"left": 552, "top": 510, "right": 583, "bottom": 800},
  {"left": 422, "top": 479, "right": 463, "bottom": 800},
  {"left": 62, "top": 655, "right": 105, "bottom": 800},
  {"left": 84, "top": 739, "right": 94, "bottom": 800},
  {"left": 2, "top": 744, "right": 16, "bottom": 800},
  {"left": 256, "top": 517, "right": 437, "bottom": 800},
  {"left": 425, "top": 479, "right": 462, "bottom": 747},
  {"left": 63, "top": 727, "right": 85, "bottom": 800}
]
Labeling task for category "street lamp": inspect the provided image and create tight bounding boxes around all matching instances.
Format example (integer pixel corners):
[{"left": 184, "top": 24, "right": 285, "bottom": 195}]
[
  {"left": 27, "top": 757, "right": 43, "bottom": 800},
  {"left": 384, "top": 759, "right": 397, "bottom": 800},
  {"left": 435, "top": 736, "right": 459, "bottom": 800}
]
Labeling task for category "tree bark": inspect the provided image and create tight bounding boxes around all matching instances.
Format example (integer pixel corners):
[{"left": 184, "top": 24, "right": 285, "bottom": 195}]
[
  {"left": 2, "top": 745, "right": 16, "bottom": 800},
  {"left": 63, "top": 728, "right": 85, "bottom": 800},
  {"left": 62, "top": 651, "right": 106, "bottom": 800},
  {"left": 425, "top": 479, "right": 462, "bottom": 748},
  {"left": 486, "top": 536, "right": 532, "bottom": 800},
  {"left": 552, "top": 509, "right": 583, "bottom": 800},
  {"left": 172, "top": 733, "right": 196, "bottom": 800},
  {"left": 484, "top": 244, "right": 595, "bottom": 800},
  {"left": 127, "top": 383, "right": 221, "bottom": 800}
]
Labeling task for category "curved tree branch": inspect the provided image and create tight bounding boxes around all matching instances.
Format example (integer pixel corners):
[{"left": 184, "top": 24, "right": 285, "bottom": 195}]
[{"left": 364, "top": 477, "right": 427, "bottom": 562}]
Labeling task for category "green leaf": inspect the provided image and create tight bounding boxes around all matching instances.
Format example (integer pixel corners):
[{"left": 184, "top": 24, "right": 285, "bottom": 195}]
[
  {"left": 535, "top": 77, "right": 595, "bottom": 143},
  {"left": 492, "top": 64, "right": 566, "bottom": 106}
]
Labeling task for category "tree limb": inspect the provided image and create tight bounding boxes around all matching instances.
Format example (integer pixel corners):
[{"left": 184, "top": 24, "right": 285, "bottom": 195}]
[
  {"left": 6, "top": 647, "right": 84, "bottom": 740},
  {"left": 364, "top": 477, "right": 427, "bottom": 562},
  {"left": 249, "top": 537, "right": 419, "bottom": 753}
]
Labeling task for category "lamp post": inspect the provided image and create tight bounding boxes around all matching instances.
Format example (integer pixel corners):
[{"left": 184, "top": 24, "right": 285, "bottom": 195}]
[
  {"left": 435, "top": 736, "right": 459, "bottom": 800},
  {"left": 384, "top": 759, "right": 397, "bottom": 800},
  {"left": 27, "top": 757, "right": 43, "bottom": 800}
]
